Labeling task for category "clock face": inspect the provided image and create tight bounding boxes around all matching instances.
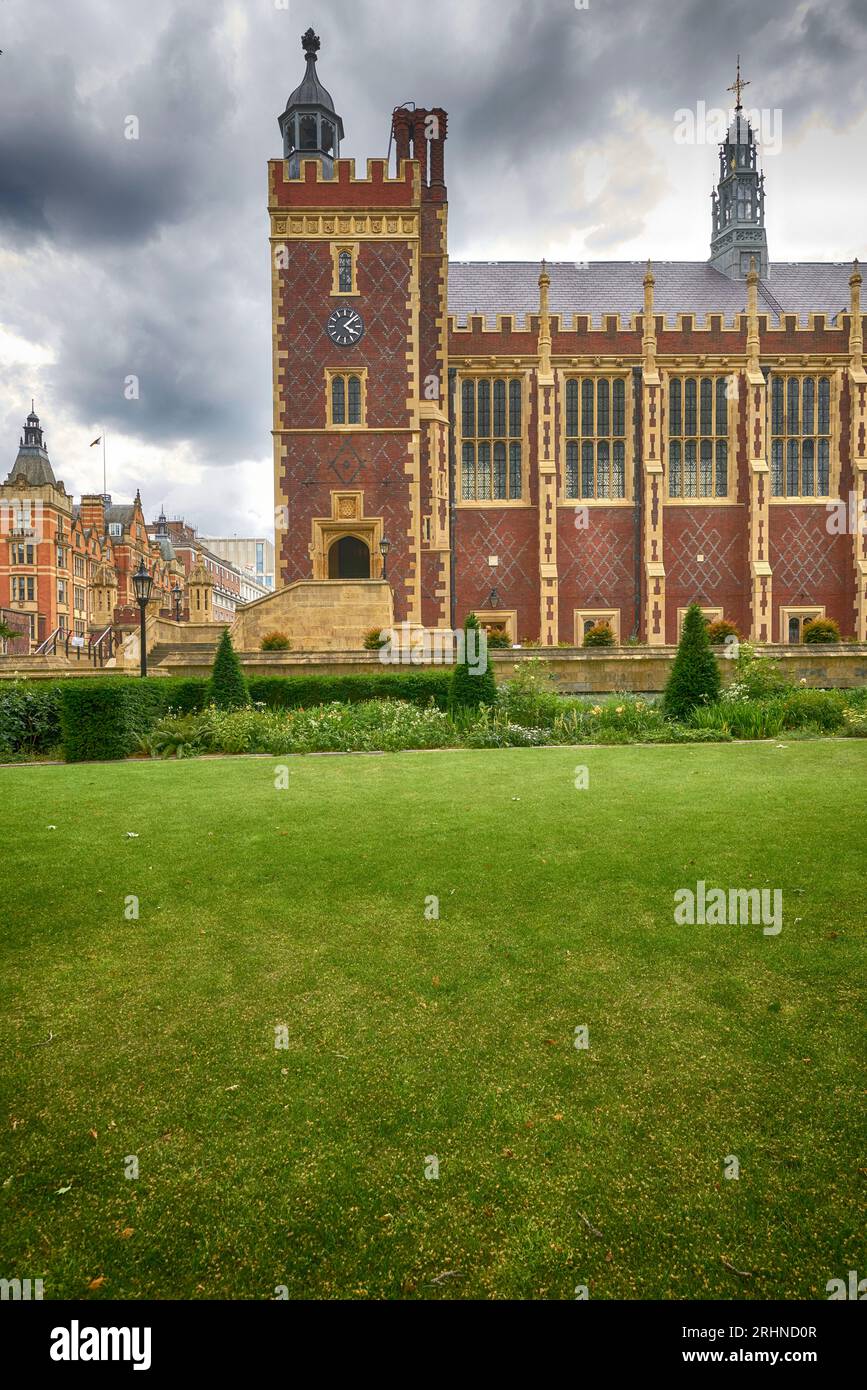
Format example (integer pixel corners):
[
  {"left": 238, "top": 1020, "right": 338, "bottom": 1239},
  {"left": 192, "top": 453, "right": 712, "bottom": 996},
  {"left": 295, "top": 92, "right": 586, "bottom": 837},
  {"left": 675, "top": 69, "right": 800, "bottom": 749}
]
[{"left": 326, "top": 305, "right": 365, "bottom": 347}]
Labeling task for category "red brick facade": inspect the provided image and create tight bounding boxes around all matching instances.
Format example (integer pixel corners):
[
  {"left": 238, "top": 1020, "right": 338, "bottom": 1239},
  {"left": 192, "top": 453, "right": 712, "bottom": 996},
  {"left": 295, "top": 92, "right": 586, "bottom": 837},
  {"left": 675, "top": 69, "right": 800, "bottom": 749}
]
[{"left": 271, "top": 58, "right": 867, "bottom": 646}]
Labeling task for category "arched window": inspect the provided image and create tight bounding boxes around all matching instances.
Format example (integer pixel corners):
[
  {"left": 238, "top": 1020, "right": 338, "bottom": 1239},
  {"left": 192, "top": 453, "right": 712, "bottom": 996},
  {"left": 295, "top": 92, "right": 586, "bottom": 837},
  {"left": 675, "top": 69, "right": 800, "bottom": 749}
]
[
  {"left": 668, "top": 375, "right": 730, "bottom": 497},
  {"left": 581, "top": 379, "right": 594, "bottom": 436},
  {"left": 299, "top": 114, "right": 318, "bottom": 150},
  {"left": 492, "top": 380, "right": 507, "bottom": 436},
  {"left": 461, "top": 444, "right": 475, "bottom": 500},
  {"left": 338, "top": 250, "right": 353, "bottom": 293},
  {"left": 331, "top": 376, "right": 345, "bottom": 425},
  {"left": 459, "top": 376, "right": 523, "bottom": 500},
  {"left": 596, "top": 379, "right": 610, "bottom": 436},
  {"left": 508, "top": 443, "right": 521, "bottom": 498},
  {"left": 612, "top": 380, "right": 626, "bottom": 436},
  {"left": 669, "top": 379, "right": 682, "bottom": 436},
  {"left": 565, "top": 442, "right": 578, "bottom": 498},
  {"left": 347, "top": 376, "right": 362, "bottom": 425},
  {"left": 684, "top": 378, "right": 697, "bottom": 435},
  {"left": 477, "top": 380, "right": 491, "bottom": 436},
  {"left": 700, "top": 378, "right": 713, "bottom": 436},
  {"left": 493, "top": 443, "right": 506, "bottom": 499},
  {"left": 770, "top": 375, "right": 833, "bottom": 496},
  {"left": 461, "top": 380, "right": 475, "bottom": 437},
  {"left": 509, "top": 380, "right": 522, "bottom": 437},
  {"left": 565, "top": 377, "right": 629, "bottom": 498}
]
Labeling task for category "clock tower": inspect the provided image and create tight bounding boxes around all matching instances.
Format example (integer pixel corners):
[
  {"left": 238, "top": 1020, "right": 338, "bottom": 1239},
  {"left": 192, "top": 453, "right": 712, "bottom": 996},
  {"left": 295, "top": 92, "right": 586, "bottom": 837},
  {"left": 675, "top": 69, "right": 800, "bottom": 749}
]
[{"left": 269, "top": 28, "right": 450, "bottom": 628}]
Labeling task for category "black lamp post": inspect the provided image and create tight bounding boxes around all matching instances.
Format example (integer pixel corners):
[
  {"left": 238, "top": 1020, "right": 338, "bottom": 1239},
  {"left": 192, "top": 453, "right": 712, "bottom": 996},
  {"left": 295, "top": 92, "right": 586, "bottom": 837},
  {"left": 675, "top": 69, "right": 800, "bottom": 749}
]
[
  {"left": 132, "top": 560, "right": 154, "bottom": 678},
  {"left": 379, "top": 536, "right": 391, "bottom": 581},
  {"left": 172, "top": 584, "right": 182, "bottom": 622}
]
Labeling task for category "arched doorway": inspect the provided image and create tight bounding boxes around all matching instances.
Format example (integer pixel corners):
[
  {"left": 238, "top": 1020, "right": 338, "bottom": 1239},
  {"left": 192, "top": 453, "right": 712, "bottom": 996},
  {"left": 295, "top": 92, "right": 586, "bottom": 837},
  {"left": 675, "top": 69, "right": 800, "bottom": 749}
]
[{"left": 328, "top": 534, "right": 371, "bottom": 579}]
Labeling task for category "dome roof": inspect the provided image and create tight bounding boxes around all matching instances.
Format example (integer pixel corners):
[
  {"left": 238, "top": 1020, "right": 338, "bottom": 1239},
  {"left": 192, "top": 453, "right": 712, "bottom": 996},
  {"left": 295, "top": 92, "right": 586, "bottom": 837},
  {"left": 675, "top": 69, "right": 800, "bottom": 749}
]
[{"left": 285, "top": 28, "right": 339, "bottom": 117}]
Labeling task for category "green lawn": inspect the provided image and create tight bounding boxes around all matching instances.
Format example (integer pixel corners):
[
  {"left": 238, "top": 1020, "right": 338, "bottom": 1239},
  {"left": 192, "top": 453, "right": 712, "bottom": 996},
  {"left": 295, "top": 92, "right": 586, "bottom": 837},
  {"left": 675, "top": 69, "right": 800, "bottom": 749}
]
[{"left": 1, "top": 744, "right": 864, "bottom": 1300}]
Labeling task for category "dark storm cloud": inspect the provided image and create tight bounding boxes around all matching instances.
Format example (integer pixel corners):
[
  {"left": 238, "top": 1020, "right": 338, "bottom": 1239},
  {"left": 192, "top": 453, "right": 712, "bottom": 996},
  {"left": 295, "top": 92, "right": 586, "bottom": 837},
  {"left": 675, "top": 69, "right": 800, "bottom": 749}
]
[{"left": 0, "top": 0, "right": 865, "bottom": 521}]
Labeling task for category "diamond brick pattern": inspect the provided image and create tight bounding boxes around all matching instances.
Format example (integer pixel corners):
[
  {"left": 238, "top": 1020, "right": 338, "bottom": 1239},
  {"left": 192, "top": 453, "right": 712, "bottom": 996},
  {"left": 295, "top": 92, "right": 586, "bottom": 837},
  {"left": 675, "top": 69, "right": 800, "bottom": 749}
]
[
  {"left": 771, "top": 509, "right": 846, "bottom": 593},
  {"left": 666, "top": 514, "right": 741, "bottom": 593}
]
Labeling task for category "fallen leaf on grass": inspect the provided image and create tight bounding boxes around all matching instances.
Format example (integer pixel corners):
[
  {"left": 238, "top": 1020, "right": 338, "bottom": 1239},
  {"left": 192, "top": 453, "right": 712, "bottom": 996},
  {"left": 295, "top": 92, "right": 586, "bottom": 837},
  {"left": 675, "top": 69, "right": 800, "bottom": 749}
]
[{"left": 87, "top": 1276, "right": 106, "bottom": 1290}]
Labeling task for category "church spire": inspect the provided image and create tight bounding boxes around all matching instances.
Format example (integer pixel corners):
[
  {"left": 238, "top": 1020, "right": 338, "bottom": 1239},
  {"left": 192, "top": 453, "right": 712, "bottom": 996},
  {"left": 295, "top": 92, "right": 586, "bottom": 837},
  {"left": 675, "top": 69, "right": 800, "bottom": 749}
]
[{"left": 709, "top": 59, "right": 769, "bottom": 280}]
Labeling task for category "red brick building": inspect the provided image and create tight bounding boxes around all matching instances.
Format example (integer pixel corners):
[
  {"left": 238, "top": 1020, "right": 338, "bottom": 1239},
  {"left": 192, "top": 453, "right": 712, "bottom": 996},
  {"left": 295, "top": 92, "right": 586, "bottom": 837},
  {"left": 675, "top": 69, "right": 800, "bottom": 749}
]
[{"left": 272, "top": 32, "right": 866, "bottom": 646}]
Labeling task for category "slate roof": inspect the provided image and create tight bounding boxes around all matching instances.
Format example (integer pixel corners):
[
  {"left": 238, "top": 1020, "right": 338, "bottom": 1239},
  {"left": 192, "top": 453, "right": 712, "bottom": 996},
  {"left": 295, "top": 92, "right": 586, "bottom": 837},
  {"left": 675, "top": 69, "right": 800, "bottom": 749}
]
[
  {"left": 105, "top": 503, "right": 135, "bottom": 527},
  {"left": 447, "top": 261, "right": 855, "bottom": 330},
  {"left": 5, "top": 443, "right": 56, "bottom": 487}
]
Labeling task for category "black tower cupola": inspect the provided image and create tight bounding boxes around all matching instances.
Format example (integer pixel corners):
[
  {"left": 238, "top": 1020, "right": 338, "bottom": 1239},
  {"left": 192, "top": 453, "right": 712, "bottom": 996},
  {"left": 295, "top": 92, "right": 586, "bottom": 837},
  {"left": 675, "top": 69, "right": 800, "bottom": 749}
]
[{"left": 278, "top": 28, "right": 344, "bottom": 178}]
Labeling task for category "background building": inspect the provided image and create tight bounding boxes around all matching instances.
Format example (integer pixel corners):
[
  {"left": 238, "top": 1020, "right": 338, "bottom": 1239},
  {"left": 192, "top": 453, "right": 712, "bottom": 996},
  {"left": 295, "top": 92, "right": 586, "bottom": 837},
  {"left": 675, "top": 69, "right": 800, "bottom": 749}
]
[
  {"left": 147, "top": 516, "right": 269, "bottom": 620},
  {"left": 202, "top": 536, "right": 275, "bottom": 593}
]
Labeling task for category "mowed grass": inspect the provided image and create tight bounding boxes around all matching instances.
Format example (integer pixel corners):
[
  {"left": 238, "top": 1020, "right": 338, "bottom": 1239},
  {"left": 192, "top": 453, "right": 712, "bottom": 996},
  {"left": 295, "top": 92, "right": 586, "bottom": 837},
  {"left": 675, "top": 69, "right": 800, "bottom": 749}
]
[{"left": 1, "top": 743, "right": 865, "bottom": 1301}]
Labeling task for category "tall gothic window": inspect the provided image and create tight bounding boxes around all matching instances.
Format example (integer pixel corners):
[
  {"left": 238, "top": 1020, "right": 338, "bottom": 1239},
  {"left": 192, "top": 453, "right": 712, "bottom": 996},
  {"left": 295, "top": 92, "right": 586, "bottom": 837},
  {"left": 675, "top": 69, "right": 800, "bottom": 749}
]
[
  {"left": 770, "top": 374, "right": 832, "bottom": 497},
  {"left": 564, "top": 377, "right": 627, "bottom": 499},
  {"left": 460, "top": 377, "right": 523, "bottom": 500},
  {"left": 338, "top": 250, "right": 353, "bottom": 293},
  {"left": 668, "top": 376, "right": 729, "bottom": 498},
  {"left": 328, "top": 371, "right": 364, "bottom": 426}
]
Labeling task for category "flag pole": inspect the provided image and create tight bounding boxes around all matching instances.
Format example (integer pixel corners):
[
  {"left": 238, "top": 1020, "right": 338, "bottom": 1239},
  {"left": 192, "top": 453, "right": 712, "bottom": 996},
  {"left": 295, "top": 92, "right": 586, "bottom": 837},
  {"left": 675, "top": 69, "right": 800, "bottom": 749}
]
[{"left": 103, "top": 433, "right": 107, "bottom": 498}]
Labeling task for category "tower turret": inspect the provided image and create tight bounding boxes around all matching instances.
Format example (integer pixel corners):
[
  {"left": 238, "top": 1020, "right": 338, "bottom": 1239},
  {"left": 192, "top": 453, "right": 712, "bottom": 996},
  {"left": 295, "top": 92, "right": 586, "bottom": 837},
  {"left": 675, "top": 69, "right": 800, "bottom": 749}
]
[
  {"left": 278, "top": 28, "right": 344, "bottom": 178},
  {"left": 709, "top": 58, "right": 769, "bottom": 279}
]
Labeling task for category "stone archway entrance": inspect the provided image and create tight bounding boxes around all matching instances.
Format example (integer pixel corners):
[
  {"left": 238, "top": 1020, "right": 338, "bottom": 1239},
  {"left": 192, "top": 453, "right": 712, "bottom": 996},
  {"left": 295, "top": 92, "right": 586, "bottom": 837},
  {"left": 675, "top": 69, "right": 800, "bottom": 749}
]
[{"left": 328, "top": 534, "right": 371, "bottom": 579}]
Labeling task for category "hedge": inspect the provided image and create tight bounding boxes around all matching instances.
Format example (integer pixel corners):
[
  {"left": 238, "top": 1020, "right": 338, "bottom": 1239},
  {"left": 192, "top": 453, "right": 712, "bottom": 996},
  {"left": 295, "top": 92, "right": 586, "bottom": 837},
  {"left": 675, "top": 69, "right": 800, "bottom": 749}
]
[
  {"left": 61, "top": 680, "right": 170, "bottom": 762},
  {"left": 246, "top": 671, "right": 453, "bottom": 710}
]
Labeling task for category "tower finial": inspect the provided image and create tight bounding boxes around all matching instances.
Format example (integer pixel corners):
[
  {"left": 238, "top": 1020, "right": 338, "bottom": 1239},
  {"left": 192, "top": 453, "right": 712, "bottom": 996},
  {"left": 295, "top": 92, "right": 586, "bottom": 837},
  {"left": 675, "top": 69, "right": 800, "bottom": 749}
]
[
  {"left": 302, "top": 27, "right": 320, "bottom": 60},
  {"left": 727, "top": 55, "right": 750, "bottom": 112}
]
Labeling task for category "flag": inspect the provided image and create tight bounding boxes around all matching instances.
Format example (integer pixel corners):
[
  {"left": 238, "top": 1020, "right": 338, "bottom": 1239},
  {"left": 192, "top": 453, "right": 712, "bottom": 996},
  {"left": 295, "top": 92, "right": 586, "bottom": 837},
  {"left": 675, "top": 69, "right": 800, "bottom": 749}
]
[{"left": 90, "top": 436, "right": 101, "bottom": 447}]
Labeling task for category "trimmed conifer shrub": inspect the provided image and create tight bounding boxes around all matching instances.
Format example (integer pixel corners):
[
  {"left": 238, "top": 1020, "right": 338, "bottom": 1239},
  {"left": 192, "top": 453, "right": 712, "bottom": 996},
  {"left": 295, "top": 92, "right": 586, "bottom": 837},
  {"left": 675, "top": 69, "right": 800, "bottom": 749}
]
[
  {"left": 583, "top": 621, "right": 615, "bottom": 648},
  {"left": 705, "top": 618, "right": 740, "bottom": 645},
  {"left": 803, "top": 617, "right": 840, "bottom": 644},
  {"left": 448, "top": 613, "right": 498, "bottom": 713},
  {"left": 663, "top": 602, "right": 721, "bottom": 720},
  {"left": 260, "top": 631, "right": 292, "bottom": 651},
  {"left": 207, "top": 628, "right": 249, "bottom": 709}
]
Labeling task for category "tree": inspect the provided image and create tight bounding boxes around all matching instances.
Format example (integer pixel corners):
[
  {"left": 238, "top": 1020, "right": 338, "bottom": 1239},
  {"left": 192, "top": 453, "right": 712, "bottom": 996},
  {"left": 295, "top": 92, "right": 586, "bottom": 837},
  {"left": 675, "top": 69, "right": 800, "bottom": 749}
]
[
  {"left": 448, "top": 613, "right": 498, "bottom": 713},
  {"left": 207, "top": 628, "right": 249, "bottom": 709},
  {"left": 0, "top": 619, "right": 21, "bottom": 653},
  {"left": 663, "top": 602, "right": 721, "bottom": 719}
]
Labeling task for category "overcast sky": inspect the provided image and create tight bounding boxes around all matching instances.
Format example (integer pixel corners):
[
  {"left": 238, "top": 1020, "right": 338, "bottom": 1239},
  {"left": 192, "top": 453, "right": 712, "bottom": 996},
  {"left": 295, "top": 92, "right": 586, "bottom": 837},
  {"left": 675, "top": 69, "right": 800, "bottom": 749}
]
[{"left": 1, "top": 0, "right": 865, "bottom": 538}]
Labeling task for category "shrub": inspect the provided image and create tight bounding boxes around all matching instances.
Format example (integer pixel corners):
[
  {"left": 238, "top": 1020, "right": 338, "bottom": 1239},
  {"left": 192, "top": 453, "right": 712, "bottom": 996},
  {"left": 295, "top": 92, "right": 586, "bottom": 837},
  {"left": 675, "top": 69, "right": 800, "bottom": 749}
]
[
  {"left": 207, "top": 628, "right": 249, "bottom": 709},
  {"left": 663, "top": 602, "right": 722, "bottom": 720},
  {"left": 781, "top": 688, "right": 845, "bottom": 732},
  {"left": 0, "top": 681, "right": 64, "bottom": 755},
  {"left": 721, "top": 641, "right": 792, "bottom": 701},
  {"left": 61, "top": 680, "right": 167, "bottom": 762},
  {"left": 485, "top": 626, "right": 512, "bottom": 650},
  {"left": 705, "top": 619, "right": 740, "bottom": 645},
  {"left": 842, "top": 706, "right": 867, "bottom": 736},
  {"left": 362, "top": 628, "right": 388, "bottom": 650},
  {"left": 448, "top": 613, "right": 497, "bottom": 713},
  {"left": 260, "top": 631, "right": 292, "bottom": 651},
  {"left": 583, "top": 622, "right": 615, "bottom": 648},
  {"left": 803, "top": 617, "right": 840, "bottom": 644}
]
